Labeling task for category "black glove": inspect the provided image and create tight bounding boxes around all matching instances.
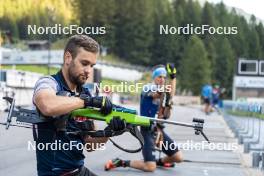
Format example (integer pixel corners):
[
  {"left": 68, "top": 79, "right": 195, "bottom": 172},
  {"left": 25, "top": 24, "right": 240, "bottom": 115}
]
[
  {"left": 166, "top": 63, "right": 177, "bottom": 79},
  {"left": 108, "top": 117, "right": 126, "bottom": 131},
  {"left": 80, "top": 95, "right": 113, "bottom": 115}
]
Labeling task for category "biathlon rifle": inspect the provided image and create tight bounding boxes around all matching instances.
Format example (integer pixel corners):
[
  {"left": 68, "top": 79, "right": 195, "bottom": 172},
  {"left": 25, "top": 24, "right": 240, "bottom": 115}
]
[
  {"left": 71, "top": 107, "right": 210, "bottom": 143},
  {"left": 1, "top": 97, "right": 210, "bottom": 153}
]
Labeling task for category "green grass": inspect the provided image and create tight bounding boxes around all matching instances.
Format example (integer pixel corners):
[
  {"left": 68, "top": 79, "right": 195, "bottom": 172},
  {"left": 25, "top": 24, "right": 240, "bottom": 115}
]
[
  {"left": 101, "top": 78, "right": 123, "bottom": 86},
  {"left": 51, "top": 38, "right": 68, "bottom": 50},
  {"left": 1, "top": 65, "right": 60, "bottom": 75},
  {"left": 1, "top": 37, "right": 147, "bottom": 96},
  {"left": 100, "top": 54, "right": 131, "bottom": 65},
  {"left": 227, "top": 110, "right": 264, "bottom": 119},
  {"left": 1, "top": 66, "right": 139, "bottom": 96}
]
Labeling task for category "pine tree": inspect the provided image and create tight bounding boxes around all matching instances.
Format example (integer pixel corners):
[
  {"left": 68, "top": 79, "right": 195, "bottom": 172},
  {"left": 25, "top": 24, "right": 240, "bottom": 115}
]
[
  {"left": 180, "top": 35, "right": 211, "bottom": 95},
  {"left": 214, "top": 37, "right": 235, "bottom": 95},
  {"left": 150, "top": 0, "right": 179, "bottom": 66},
  {"left": 247, "top": 15, "right": 261, "bottom": 59},
  {"left": 228, "top": 15, "right": 248, "bottom": 58},
  {"left": 256, "top": 23, "right": 264, "bottom": 59},
  {"left": 184, "top": 0, "right": 202, "bottom": 26},
  {"left": 113, "top": 0, "right": 154, "bottom": 65},
  {"left": 77, "top": 0, "right": 117, "bottom": 51}
]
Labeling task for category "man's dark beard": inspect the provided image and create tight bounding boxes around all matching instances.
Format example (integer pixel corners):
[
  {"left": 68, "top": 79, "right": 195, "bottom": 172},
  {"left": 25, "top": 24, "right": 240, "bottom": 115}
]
[{"left": 68, "top": 64, "right": 86, "bottom": 87}]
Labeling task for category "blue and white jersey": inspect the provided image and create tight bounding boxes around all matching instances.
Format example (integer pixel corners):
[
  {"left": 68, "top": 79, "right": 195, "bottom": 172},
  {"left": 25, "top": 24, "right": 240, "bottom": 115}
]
[{"left": 140, "top": 83, "right": 160, "bottom": 118}]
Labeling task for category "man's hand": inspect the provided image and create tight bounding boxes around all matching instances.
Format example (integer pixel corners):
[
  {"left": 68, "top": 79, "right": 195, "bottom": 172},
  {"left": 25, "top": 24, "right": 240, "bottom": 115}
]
[
  {"left": 81, "top": 95, "right": 113, "bottom": 115},
  {"left": 84, "top": 117, "right": 127, "bottom": 152},
  {"left": 166, "top": 63, "right": 177, "bottom": 79},
  {"left": 108, "top": 117, "right": 126, "bottom": 131}
]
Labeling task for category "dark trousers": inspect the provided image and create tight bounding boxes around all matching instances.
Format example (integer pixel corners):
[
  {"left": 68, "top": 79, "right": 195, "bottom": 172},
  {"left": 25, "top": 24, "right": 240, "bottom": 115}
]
[{"left": 61, "top": 166, "right": 97, "bottom": 176}]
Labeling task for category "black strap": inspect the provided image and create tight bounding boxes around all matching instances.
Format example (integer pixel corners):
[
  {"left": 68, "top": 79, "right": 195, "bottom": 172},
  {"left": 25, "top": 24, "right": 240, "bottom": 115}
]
[
  {"left": 110, "top": 125, "right": 144, "bottom": 153},
  {"left": 32, "top": 124, "right": 38, "bottom": 141}
]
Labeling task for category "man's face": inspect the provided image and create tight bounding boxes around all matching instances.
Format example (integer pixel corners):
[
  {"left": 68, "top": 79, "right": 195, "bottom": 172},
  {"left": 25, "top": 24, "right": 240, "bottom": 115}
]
[
  {"left": 65, "top": 47, "right": 97, "bottom": 86},
  {"left": 154, "top": 75, "right": 166, "bottom": 86}
]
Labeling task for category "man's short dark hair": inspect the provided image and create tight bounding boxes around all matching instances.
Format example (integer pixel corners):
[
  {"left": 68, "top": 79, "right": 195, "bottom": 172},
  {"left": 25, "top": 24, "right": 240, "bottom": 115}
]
[{"left": 64, "top": 35, "right": 99, "bottom": 59}]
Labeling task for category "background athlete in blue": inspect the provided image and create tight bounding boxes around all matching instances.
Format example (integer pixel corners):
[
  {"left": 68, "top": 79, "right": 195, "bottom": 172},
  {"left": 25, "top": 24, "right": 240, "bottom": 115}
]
[
  {"left": 105, "top": 65, "right": 183, "bottom": 172},
  {"left": 201, "top": 84, "right": 213, "bottom": 115}
]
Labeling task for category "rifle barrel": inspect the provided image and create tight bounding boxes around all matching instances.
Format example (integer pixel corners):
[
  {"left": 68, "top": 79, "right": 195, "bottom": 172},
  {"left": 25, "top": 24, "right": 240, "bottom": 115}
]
[{"left": 150, "top": 118, "right": 195, "bottom": 128}]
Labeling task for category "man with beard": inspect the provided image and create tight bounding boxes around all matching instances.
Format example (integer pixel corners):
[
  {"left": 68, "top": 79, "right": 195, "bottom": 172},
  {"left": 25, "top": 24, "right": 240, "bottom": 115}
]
[{"left": 33, "top": 35, "right": 126, "bottom": 176}]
